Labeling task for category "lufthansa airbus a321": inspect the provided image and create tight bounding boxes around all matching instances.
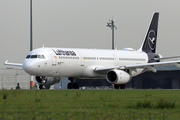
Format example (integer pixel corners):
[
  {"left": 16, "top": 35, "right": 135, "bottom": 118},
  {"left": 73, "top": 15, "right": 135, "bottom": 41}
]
[{"left": 5, "top": 12, "right": 180, "bottom": 89}]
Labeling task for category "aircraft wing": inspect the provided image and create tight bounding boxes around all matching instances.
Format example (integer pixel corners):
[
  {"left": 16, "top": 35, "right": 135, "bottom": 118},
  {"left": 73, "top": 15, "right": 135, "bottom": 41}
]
[
  {"left": 4, "top": 60, "right": 23, "bottom": 67},
  {"left": 95, "top": 60, "right": 180, "bottom": 73}
]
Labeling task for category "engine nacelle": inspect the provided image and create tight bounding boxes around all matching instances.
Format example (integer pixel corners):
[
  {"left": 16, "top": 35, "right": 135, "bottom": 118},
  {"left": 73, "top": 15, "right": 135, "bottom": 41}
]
[
  {"left": 106, "top": 69, "right": 131, "bottom": 84},
  {"left": 35, "top": 76, "right": 60, "bottom": 86}
]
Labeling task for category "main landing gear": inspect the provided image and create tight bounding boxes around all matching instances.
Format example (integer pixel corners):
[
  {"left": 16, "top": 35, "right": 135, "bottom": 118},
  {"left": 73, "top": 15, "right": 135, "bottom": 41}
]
[
  {"left": 114, "top": 84, "right": 126, "bottom": 89},
  {"left": 39, "top": 85, "right": 50, "bottom": 89},
  {"left": 67, "top": 77, "right": 79, "bottom": 89}
]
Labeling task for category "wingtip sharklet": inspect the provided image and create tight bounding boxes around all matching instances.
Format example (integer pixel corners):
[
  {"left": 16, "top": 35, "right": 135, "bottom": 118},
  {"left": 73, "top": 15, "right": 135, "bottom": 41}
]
[
  {"left": 4, "top": 60, "right": 8, "bottom": 65},
  {"left": 4, "top": 60, "right": 23, "bottom": 67}
]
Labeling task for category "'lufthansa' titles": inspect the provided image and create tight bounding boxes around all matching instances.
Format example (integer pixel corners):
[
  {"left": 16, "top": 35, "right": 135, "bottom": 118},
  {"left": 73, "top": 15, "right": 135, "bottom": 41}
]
[{"left": 52, "top": 49, "right": 76, "bottom": 56}]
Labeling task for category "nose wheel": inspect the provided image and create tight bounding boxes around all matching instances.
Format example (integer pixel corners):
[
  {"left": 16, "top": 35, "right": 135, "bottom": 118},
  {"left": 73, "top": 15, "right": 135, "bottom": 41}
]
[
  {"left": 67, "top": 77, "right": 79, "bottom": 89},
  {"left": 39, "top": 85, "right": 45, "bottom": 89}
]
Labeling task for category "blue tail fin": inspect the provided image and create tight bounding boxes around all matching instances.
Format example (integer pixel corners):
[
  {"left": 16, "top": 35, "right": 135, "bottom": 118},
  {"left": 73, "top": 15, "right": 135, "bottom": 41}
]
[{"left": 139, "top": 12, "right": 159, "bottom": 53}]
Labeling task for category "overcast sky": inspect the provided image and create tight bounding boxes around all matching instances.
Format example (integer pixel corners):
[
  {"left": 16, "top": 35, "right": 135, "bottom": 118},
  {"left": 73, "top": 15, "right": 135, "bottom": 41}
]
[{"left": 1, "top": 0, "right": 180, "bottom": 68}]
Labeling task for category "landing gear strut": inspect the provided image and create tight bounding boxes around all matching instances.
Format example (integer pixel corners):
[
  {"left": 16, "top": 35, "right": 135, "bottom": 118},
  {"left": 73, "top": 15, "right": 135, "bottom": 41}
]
[
  {"left": 114, "top": 84, "right": 126, "bottom": 89},
  {"left": 67, "top": 77, "right": 79, "bottom": 89}
]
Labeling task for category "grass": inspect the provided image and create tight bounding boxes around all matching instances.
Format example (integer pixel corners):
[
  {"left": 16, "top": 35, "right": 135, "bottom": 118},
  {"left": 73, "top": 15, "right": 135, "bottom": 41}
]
[{"left": 0, "top": 89, "right": 180, "bottom": 119}]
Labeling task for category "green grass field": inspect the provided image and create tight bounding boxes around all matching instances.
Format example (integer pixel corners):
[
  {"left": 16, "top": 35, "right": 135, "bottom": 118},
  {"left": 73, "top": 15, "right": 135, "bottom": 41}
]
[{"left": 0, "top": 89, "right": 180, "bottom": 119}]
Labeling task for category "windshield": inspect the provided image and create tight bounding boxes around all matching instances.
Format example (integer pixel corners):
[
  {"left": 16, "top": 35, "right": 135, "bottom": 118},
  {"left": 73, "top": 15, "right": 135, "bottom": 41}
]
[
  {"left": 26, "top": 55, "right": 31, "bottom": 59},
  {"left": 26, "top": 55, "right": 46, "bottom": 59}
]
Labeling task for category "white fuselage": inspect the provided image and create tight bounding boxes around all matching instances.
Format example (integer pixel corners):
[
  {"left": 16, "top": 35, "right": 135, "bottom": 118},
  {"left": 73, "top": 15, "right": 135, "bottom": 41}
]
[{"left": 23, "top": 47, "right": 149, "bottom": 78}]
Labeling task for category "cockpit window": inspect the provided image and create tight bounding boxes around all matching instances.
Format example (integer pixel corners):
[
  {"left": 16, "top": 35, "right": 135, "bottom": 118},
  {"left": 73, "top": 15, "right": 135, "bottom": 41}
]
[
  {"left": 37, "top": 55, "right": 42, "bottom": 59},
  {"left": 26, "top": 55, "right": 31, "bottom": 59},
  {"left": 31, "top": 55, "right": 37, "bottom": 58},
  {"left": 42, "top": 55, "right": 46, "bottom": 59},
  {"left": 26, "top": 55, "right": 46, "bottom": 59}
]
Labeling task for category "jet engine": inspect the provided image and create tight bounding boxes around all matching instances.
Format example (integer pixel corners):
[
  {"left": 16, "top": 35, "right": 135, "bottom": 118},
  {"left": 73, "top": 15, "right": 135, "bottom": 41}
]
[
  {"left": 35, "top": 76, "right": 60, "bottom": 89},
  {"left": 106, "top": 69, "right": 131, "bottom": 84}
]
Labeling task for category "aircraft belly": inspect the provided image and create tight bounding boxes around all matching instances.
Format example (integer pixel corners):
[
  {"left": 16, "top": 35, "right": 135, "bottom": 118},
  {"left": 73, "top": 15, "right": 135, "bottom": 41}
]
[
  {"left": 58, "top": 64, "right": 83, "bottom": 77},
  {"left": 81, "top": 65, "right": 106, "bottom": 78}
]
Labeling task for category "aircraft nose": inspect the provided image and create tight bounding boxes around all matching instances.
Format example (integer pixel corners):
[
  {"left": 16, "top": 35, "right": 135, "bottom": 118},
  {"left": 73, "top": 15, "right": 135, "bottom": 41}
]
[{"left": 23, "top": 60, "right": 35, "bottom": 74}]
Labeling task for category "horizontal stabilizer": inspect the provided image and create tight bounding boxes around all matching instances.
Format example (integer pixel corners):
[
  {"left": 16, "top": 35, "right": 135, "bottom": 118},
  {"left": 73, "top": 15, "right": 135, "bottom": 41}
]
[{"left": 153, "top": 56, "right": 180, "bottom": 61}]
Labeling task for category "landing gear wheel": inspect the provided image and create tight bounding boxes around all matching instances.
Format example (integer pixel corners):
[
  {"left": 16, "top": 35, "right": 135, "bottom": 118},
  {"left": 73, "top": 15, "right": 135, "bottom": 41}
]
[
  {"left": 120, "top": 84, "right": 126, "bottom": 89},
  {"left": 67, "top": 77, "right": 79, "bottom": 89},
  {"left": 67, "top": 83, "right": 73, "bottom": 89},
  {"left": 67, "top": 82, "right": 79, "bottom": 89},
  {"left": 46, "top": 85, "right": 50, "bottom": 89},
  {"left": 114, "top": 84, "right": 126, "bottom": 89},
  {"left": 39, "top": 85, "right": 46, "bottom": 89},
  {"left": 39, "top": 85, "right": 43, "bottom": 89},
  {"left": 73, "top": 82, "right": 79, "bottom": 89},
  {"left": 114, "top": 84, "right": 120, "bottom": 89}
]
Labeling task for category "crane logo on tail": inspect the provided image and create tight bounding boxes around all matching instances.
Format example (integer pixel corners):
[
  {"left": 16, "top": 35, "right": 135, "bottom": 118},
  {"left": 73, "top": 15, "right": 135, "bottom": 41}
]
[{"left": 148, "top": 30, "right": 156, "bottom": 50}]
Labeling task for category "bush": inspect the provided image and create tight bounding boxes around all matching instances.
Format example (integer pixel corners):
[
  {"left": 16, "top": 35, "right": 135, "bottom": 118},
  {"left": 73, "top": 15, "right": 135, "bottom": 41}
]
[
  {"left": 136, "top": 100, "right": 152, "bottom": 108},
  {"left": 3, "top": 93, "right": 8, "bottom": 99},
  {"left": 156, "top": 98, "right": 175, "bottom": 109},
  {"left": 129, "top": 98, "right": 176, "bottom": 109}
]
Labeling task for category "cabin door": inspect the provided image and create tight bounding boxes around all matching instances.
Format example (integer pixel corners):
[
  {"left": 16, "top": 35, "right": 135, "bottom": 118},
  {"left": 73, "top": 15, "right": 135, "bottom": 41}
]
[
  {"left": 48, "top": 50, "right": 59, "bottom": 75},
  {"left": 114, "top": 54, "right": 118, "bottom": 66},
  {"left": 78, "top": 51, "right": 85, "bottom": 66}
]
